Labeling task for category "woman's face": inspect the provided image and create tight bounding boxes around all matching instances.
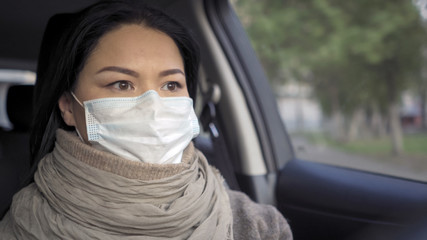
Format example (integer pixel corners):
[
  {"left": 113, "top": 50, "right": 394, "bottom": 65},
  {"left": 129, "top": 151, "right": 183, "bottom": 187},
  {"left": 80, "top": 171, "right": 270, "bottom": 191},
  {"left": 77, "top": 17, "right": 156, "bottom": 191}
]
[{"left": 58, "top": 24, "right": 187, "bottom": 142}]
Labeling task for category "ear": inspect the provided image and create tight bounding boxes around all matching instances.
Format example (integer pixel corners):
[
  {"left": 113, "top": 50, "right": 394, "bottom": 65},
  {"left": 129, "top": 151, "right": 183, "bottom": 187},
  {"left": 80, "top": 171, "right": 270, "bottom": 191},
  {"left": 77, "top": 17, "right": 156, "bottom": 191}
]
[{"left": 58, "top": 92, "right": 77, "bottom": 127}]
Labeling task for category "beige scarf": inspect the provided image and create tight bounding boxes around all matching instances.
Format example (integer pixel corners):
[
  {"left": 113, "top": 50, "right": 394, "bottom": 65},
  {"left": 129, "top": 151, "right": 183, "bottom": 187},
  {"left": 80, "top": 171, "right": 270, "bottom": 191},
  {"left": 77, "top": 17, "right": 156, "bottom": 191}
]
[{"left": 3, "top": 129, "right": 233, "bottom": 239}]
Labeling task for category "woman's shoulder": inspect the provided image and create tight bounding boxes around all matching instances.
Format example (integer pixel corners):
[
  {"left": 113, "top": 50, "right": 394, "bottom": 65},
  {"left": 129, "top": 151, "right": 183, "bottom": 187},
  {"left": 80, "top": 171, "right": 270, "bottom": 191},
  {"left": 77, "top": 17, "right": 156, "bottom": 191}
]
[
  {"left": 0, "top": 183, "right": 38, "bottom": 237},
  {"left": 227, "top": 189, "right": 293, "bottom": 240}
]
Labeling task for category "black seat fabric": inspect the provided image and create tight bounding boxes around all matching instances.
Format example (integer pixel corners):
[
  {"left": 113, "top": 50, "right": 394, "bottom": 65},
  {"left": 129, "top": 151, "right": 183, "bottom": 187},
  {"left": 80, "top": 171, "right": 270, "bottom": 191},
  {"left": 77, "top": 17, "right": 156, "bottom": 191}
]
[
  {"left": 0, "top": 85, "right": 33, "bottom": 219},
  {"left": 6, "top": 85, "right": 33, "bottom": 131},
  {"left": 1, "top": 13, "right": 71, "bottom": 219}
]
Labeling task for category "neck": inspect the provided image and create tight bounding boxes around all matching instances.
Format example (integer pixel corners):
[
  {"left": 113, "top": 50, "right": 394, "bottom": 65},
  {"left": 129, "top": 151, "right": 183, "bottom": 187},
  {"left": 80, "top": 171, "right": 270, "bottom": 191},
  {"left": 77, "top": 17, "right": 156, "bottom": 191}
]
[{"left": 55, "top": 129, "right": 195, "bottom": 180}]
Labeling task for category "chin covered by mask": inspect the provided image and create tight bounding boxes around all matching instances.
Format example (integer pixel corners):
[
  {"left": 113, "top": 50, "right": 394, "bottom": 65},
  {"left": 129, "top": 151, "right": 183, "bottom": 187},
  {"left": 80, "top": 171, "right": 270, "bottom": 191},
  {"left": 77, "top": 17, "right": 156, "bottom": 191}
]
[{"left": 71, "top": 90, "right": 200, "bottom": 164}]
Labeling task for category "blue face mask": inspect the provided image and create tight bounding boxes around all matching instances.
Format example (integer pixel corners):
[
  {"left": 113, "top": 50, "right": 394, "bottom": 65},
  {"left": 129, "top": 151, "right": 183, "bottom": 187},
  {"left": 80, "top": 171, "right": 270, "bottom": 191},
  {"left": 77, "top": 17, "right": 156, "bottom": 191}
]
[{"left": 71, "top": 90, "right": 200, "bottom": 164}]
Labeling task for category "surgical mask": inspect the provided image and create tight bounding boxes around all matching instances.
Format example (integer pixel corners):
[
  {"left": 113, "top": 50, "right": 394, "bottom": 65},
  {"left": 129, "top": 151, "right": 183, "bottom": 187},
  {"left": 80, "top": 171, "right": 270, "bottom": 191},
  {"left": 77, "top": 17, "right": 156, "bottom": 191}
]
[{"left": 71, "top": 90, "right": 200, "bottom": 164}]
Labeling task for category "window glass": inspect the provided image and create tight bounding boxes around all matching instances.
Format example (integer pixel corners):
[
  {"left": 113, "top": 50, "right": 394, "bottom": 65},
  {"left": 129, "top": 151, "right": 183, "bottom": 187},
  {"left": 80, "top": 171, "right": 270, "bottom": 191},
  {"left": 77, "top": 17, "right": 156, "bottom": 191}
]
[{"left": 232, "top": 0, "right": 427, "bottom": 181}]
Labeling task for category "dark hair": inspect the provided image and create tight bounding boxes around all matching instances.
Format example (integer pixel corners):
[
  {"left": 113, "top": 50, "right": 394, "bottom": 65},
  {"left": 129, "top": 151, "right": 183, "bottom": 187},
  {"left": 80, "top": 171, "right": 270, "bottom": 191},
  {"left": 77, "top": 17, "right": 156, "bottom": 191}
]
[{"left": 28, "top": 0, "right": 200, "bottom": 183}]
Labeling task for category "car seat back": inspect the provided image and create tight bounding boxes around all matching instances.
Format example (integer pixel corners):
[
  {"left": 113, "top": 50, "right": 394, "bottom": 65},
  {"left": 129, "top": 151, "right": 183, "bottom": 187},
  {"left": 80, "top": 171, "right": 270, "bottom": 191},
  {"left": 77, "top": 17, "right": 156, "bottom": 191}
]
[{"left": 0, "top": 84, "right": 32, "bottom": 219}]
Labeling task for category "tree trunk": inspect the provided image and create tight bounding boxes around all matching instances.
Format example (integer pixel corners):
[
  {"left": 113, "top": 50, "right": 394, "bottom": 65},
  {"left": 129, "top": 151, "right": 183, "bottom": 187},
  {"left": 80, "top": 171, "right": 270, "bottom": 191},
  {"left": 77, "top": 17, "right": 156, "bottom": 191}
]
[
  {"left": 295, "top": 84, "right": 305, "bottom": 131},
  {"left": 420, "top": 89, "right": 427, "bottom": 130},
  {"left": 330, "top": 110, "right": 345, "bottom": 141},
  {"left": 420, "top": 46, "right": 427, "bottom": 131},
  {"left": 370, "top": 105, "right": 387, "bottom": 138},
  {"left": 388, "top": 102, "right": 404, "bottom": 156},
  {"left": 383, "top": 60, "right": 404, "bottom": 156},
  {"left": 347, "top": 108, "right": 365, "bottom": 141},
  {"left": 325, "top": 82, "right": 346, "bottom": 141}
]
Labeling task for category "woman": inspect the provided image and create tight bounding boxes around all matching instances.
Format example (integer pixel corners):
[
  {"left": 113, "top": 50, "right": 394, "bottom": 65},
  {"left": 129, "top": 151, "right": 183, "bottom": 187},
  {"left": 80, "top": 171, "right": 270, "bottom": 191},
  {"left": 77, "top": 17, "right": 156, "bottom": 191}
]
[{"left": 0, "top": 1, "right": 292, "bottom": 239}]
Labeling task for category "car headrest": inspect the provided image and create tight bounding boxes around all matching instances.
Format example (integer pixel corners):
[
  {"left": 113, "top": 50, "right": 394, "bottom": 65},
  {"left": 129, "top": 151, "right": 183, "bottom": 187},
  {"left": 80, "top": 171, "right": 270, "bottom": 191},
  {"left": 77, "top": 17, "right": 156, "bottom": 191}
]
[{"left": 6, "top": 85, "right": 34, "bottom": 131}]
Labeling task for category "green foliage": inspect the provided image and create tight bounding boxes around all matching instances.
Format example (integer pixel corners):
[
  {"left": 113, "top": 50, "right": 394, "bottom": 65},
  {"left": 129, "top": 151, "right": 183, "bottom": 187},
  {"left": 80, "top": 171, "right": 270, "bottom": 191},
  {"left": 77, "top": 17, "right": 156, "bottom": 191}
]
[
  {"left": 404, "top": 133, "right": 427, "bottom": 155},
  {"left": 234, "top": 0, "right": 427, "bottom": 115}
]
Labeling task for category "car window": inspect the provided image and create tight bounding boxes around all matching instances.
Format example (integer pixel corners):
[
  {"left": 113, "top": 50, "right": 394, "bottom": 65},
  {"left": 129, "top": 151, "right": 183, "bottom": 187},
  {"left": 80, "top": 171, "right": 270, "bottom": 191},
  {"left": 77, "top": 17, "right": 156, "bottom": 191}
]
[{"left": 232, "top": 0, "right": 427, "bottom": 181}]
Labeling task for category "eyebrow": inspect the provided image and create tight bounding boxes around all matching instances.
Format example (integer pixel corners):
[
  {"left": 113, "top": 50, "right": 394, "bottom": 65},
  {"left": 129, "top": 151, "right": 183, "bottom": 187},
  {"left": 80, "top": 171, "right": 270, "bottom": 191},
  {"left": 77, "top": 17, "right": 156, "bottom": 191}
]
[
  {"left": 96, "top": 66, "right": 185, "bottom": 78},
  {"left": 96, "top": 66, "right": 139, "bottom": 77},
  {"left": 159, "top": 69, "right": 185, "bottom": 77}
]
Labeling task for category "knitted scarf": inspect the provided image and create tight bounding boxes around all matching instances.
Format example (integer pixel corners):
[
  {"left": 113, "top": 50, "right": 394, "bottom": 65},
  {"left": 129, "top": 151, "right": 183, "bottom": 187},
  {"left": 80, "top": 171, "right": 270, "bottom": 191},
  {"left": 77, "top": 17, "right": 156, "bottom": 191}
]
[{"left": 2, "top": 129, "right": 233, "bottom": 239}]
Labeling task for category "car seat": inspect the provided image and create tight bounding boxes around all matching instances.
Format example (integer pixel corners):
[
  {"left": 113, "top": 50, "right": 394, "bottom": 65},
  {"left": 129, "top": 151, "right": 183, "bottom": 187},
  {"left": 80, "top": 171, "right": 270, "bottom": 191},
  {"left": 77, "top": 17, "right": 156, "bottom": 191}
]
[{"left": 0, "top": 84, "right": 32, "bottom": 219}]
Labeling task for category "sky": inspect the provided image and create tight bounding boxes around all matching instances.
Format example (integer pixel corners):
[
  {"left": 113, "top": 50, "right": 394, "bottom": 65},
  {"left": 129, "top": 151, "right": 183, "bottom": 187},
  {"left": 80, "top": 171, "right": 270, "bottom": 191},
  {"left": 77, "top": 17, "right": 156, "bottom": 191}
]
[{"left": 415, "top": 0, "right": 427, "bottom": 19}]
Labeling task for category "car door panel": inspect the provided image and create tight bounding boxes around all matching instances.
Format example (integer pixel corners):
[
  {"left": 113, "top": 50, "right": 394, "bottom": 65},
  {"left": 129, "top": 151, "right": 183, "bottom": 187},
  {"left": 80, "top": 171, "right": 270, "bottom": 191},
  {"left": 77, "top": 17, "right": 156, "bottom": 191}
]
[{"left": 277, "top": 159, "right": 427, "bottom": 239}]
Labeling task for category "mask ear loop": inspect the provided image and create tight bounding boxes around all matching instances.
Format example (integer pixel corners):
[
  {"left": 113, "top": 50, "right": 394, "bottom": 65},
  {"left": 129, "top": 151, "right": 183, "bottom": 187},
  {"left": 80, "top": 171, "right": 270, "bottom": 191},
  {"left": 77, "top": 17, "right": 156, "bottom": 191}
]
[
  {"left": 70, "top": 91, "right": 84, "bottom": 107},
  {"left": 69, "top": 91, "right": 85, "bottom": 142}
]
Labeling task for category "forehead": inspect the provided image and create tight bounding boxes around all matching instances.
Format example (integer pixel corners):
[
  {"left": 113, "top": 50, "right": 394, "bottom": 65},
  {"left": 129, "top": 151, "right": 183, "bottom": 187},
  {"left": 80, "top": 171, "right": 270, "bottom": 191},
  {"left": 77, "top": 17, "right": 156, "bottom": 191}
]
[{"left": 86, "top": 24, "right": 184, "bottom": 68}]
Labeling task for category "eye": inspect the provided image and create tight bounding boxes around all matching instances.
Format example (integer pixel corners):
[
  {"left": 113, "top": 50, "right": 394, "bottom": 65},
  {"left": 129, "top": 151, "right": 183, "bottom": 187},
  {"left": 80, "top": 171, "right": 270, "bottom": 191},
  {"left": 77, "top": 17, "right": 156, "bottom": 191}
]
[
  {"left": 110, "top": 81, "right": 134, "bottom": 91},
  {"left": 161, "top": 82, "right": 181, "bottom": 92}
]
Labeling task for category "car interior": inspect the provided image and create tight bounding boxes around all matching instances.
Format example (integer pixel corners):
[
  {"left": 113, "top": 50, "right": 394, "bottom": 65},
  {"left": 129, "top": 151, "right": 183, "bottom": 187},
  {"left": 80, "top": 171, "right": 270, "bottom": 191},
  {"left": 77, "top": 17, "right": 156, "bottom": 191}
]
[{"left": 1, "top": 0, "right": 427, "bottom": 239}]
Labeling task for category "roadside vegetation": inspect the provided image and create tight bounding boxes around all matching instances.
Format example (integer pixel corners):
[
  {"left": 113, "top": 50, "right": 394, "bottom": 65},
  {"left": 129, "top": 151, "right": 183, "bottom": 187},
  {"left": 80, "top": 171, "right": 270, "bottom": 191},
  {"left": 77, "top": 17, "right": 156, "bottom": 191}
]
[
  {"left": 234, "top": 0, "right": 427, "bottom": 156},
  {"left": 303, "top": 132, "right": 427, "bottom": 155},
  {"left": 300, "top": 131, "right": 427, "bottom": 170}
]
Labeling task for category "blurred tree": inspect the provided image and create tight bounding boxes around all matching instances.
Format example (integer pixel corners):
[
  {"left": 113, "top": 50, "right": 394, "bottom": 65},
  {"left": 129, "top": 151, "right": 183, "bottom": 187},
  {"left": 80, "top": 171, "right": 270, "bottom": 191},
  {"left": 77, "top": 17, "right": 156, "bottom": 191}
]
[{"left": 234, "top": 0, "right": 427, "bottom": 155}]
